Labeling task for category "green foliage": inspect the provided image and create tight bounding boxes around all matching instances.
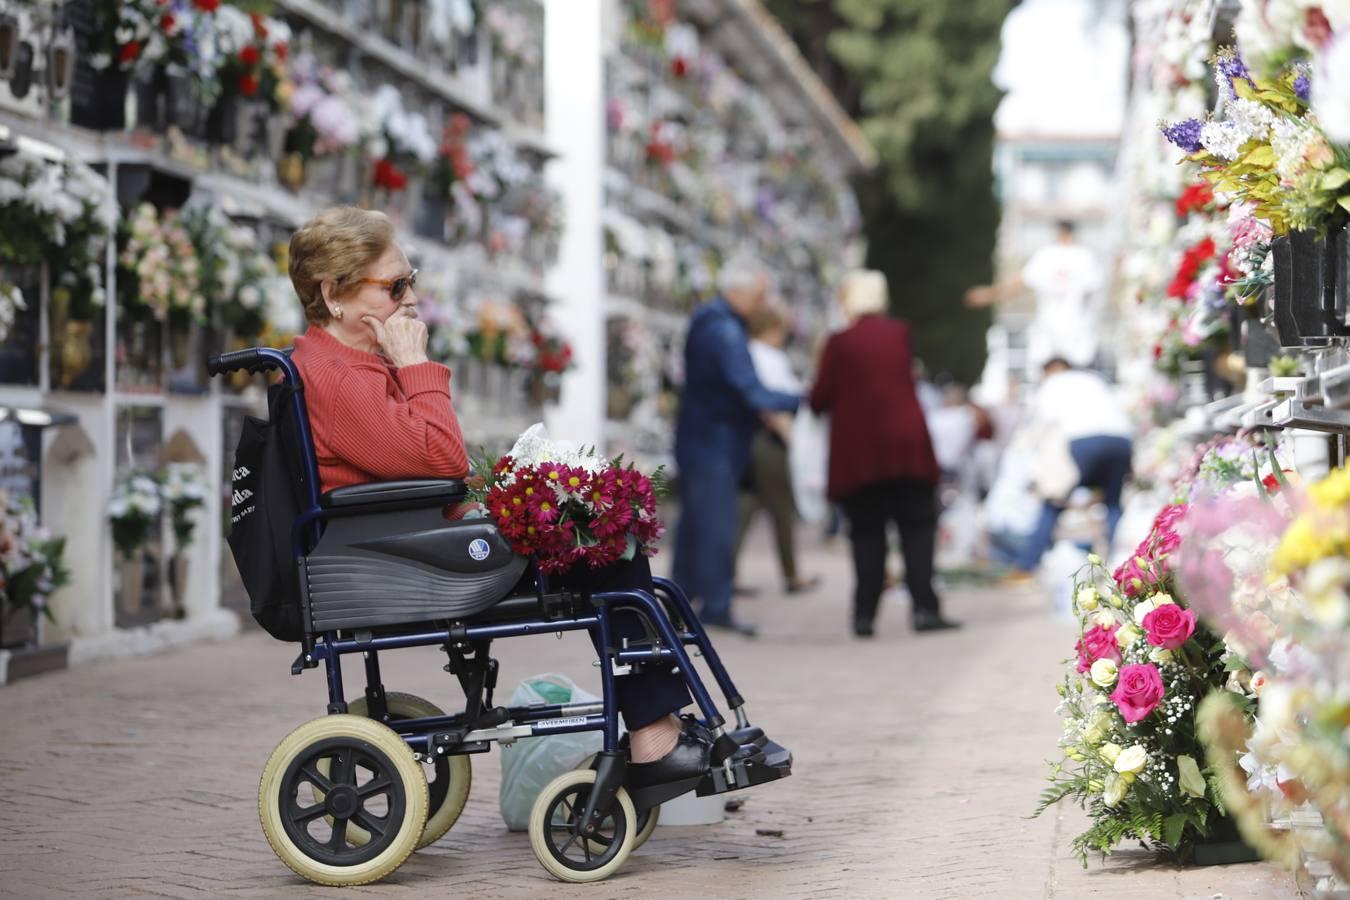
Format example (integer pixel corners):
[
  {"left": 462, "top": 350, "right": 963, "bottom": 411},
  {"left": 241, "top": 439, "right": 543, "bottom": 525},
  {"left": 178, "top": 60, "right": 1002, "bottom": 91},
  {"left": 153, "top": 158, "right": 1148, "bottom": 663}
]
[{"left": 765, "top": 0, "right": 1014, "bottom": 383}]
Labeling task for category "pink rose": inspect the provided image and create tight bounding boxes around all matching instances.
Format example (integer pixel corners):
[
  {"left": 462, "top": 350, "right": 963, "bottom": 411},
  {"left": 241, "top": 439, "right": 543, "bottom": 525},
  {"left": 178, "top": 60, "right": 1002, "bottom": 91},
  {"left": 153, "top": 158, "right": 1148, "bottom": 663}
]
[
  {"left": 1075, "top": 624, "right": 1121, "bottom": 674},
  {"left": 1110, "top": 663, "right": 1165, "bottom": 723},
  {"left": 1142, "top": 603, "right": 1197, "bottom": 650}
]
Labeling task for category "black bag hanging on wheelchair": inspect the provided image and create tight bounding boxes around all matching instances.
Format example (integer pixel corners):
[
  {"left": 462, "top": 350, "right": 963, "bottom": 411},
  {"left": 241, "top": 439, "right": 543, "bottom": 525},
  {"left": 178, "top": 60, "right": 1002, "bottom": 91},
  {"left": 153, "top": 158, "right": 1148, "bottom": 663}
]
[{"left": 228, "top": 381, "right": 307, "bottom": 641}]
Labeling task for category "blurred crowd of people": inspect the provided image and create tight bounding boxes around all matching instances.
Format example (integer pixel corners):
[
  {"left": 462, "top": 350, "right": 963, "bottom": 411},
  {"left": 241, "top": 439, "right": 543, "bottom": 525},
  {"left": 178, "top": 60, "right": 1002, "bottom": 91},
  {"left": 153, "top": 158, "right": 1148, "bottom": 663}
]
[{"left": 672, "top": 220, "right": 1131, "bottom": 639}]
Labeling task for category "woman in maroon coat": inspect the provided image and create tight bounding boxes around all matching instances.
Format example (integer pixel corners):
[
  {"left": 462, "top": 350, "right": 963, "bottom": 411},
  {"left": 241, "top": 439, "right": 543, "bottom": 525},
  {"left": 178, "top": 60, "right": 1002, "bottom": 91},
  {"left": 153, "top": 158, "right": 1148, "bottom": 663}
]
[{"left": 809, "top": 271, "right": 959, "bottom": 637}]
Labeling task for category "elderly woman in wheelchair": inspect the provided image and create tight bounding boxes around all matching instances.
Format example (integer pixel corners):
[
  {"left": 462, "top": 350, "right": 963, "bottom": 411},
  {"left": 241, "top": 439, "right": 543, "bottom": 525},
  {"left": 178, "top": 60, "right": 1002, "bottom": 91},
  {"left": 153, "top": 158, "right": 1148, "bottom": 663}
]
[{"left": 210, "top": 207, "right": 790, "bottom": 885}]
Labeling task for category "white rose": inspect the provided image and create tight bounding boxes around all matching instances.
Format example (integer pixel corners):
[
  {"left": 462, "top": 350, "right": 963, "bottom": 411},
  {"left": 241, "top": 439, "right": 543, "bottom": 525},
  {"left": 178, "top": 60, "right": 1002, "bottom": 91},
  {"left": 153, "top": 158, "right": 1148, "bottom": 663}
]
[
  {"left": 1092, "top": 610, "right": 1117, "bottom": 629},
  {"left": 1148, "top": 647, "right": 1174, "bottom": 665},
  {"left": 1090, "top": 658, "right": 1119, "bottom": 689},
  {"left": 1132, "top": 593, "right": 1174, "bottom": 626},
  {"left": 1103, "top": 773, "right": 1128, "bottom": 807},
  {"left": 1114, "top": 744, "right": 1149, "bottom": 776},
  {"left": 1116, "top": 624, "right": 1142, "bottom": 649},
  {"left": 1100, "top": 742, "right": 1123, "bottom": 765},
  {"left": 1076, "top": 587, "right": 1099, "bottom": 612}
]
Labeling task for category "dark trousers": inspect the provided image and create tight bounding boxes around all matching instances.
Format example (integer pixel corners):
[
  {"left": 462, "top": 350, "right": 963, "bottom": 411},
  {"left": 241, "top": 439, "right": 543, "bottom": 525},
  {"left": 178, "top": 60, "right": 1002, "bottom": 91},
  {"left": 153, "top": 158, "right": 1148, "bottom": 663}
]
[
  {"left": 673, "top": 458, "right": 740, "bottom": 624},
  {"left": 840, "top": 478, "right": 942, "bottom": 627},
  {"left": 1017, "top": 435, "right": 1133, "bottom": 572},
  {"left": 572, "top": 557, "right": 692, "bottom": 732},
  {"left": 735, "top": 431, "right": 799, "bottom": 582}
]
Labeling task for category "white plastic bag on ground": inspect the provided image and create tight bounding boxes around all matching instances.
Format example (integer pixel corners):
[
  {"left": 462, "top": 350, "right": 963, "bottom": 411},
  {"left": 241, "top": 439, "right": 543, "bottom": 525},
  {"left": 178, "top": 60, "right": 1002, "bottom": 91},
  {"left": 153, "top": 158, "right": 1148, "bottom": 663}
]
[
  {"left": 499, "top": 674, "right": 603, "bottom": 831},
  {"left": 1040, "top": 539, "right": 1090, "bottom": 622}
]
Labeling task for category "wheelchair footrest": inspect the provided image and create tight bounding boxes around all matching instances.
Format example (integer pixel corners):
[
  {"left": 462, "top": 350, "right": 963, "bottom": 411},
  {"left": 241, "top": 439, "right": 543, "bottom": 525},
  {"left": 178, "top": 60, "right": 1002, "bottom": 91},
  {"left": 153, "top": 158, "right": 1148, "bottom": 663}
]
[{"left": 694, "top": 737, "right": 791, "bottom": 797}]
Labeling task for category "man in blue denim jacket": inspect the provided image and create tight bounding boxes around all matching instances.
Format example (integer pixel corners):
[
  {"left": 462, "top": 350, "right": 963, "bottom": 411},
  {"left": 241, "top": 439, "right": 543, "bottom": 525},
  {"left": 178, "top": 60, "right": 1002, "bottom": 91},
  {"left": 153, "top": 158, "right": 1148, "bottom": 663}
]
[{"left": 673, "top": 259, "right": 799, "bottom": 636}]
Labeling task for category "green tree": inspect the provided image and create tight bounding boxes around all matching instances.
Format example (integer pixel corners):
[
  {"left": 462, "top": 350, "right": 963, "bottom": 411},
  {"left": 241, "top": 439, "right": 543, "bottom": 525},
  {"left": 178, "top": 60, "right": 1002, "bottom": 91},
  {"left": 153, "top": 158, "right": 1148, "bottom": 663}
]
[{"left": 767, "top": 0, "right": 1017, "bottom": 384}]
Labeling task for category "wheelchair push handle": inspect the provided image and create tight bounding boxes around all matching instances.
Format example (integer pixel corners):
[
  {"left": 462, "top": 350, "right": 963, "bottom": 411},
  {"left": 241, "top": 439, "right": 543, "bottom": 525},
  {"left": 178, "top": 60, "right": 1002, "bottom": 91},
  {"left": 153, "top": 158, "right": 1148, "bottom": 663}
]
[{"left": 207, "top": 346, "right": 297, "bottom": 381}]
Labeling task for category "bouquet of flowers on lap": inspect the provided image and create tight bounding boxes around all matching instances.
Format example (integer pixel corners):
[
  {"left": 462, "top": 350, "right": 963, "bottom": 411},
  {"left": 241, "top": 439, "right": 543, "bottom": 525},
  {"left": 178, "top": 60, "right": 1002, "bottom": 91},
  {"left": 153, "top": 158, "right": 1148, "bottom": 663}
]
[{"left": 469, "top": 425, "right": 667, "bottom": 574}]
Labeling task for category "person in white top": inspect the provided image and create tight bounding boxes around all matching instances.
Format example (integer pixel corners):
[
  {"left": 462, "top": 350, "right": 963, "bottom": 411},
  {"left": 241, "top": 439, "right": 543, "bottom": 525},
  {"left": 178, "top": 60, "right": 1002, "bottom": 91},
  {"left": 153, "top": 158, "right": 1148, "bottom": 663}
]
[
  {"left": 964, "top": 220, "right": 1104, "bottom": 369},
  {"left": 1015, "top": 358, "right": 1133, "bottom": 572},
  {"left": 734, "top": 302, "right": 820, "bottom": 594}
]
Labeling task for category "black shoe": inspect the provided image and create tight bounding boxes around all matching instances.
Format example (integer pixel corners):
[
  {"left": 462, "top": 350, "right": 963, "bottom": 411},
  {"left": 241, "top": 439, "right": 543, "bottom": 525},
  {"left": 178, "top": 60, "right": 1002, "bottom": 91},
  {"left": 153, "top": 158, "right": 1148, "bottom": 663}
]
[
  {"left": 628, "top": 729, "right": 712, "bottom": 794},
  {"left": 913, "top": 610, "right": 961, "bottom": 632},
  {"left": 703, "top": 616, "right": 758, "bottom": 638},
  {"left": 853, "top": 620, "right": 875, "bottom": 638}
]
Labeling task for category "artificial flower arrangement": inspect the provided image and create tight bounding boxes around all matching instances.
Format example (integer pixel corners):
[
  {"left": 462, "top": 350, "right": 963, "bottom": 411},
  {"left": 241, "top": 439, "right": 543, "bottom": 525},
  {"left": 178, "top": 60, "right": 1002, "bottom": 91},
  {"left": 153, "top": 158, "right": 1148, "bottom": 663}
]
[
  {"left": 1036, "top": 513, "right": 1230, "bottom": 864},
  {"left": 182, "top": 204, "right": 273, "bottom": 340},
  {"left": 1163, "top": 48, "right": 1345, "bottom": 235},
  {"left": 1180, "top": 464, "right": 1350, "bottom": 888},
  {"left": 0, "top": 490, "right": 69, "bottom": 643},
  {"left": 0, "top": 151, "right": 113, "bottom": 331},
  {"left": 107, "top": 472, "right": 163, "bottom": 562},
  {"left": 468, "top": 424, "right": 666, "bottom": 575},
  {"left": 118, "top": 203, "right": 202, "bottom": 327},
  {"left": 161, "top": 462, "right": 208, "bottom": 557},
  {"left": 366, "top": 84, "right": 439, "bottom": 193},
  {"left": 1037, "top": 433, "right": 1295, "bottom": 863}
]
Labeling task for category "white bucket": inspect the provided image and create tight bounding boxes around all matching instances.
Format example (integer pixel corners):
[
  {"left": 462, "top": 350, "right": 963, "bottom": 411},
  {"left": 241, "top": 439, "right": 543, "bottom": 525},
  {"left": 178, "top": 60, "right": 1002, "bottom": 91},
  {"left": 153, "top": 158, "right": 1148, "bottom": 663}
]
[{"left": 656, "top": 790, "right": 725, "bottom": 826}]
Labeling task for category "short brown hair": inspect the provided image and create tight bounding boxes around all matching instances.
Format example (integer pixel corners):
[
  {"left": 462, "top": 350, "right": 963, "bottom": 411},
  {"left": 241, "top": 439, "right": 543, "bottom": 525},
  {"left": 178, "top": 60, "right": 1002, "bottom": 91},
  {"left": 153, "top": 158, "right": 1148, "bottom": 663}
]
[
  {"left": 288, "top": 206, "right": 395, "bottom": 325},
  {"left": 748, "top": 302, "right": 791, "bottom": 339}
]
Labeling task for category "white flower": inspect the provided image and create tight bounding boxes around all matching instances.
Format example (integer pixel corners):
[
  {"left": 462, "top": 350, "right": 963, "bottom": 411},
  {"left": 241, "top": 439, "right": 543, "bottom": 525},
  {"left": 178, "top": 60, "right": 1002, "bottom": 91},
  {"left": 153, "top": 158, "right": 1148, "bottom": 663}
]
[
  {"left": 1114, "top": 744, "right": 1149, "bottom": 776},
  {"left": 1199, "top": 121, "right": 1246, "bottom": 160},
  {"left": 1148, "top": 647, "right": 1174, "bottom": 665},
  {"left": 1115, "top": 623, "right": 1143, "bottom": 649},
  {"left": 1076, "top": 586, "right": 1099, "bottom": 612},
  {"left": 1317, "top": 34, "right": 1350, "bottom": 144},
  {"left": 1301, "top": 557, "right": 1350, "bottom": 627},
  {"left": 1090, "top": 658, "right": 1119, "bottom": 688}
]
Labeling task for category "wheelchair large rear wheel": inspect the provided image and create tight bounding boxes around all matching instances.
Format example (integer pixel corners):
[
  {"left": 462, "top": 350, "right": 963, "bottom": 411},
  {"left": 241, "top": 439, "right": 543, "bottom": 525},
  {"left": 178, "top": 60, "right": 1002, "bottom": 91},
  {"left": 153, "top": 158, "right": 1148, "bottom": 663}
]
[
  {"left": 337, "top": 693, "right": 471, "bottom": 849},
  {"left": 529, "top": 768, "right": 637, "bottom": 883},
  {"left": 259, "top": 715, "right": 428, "bottom": 886}
]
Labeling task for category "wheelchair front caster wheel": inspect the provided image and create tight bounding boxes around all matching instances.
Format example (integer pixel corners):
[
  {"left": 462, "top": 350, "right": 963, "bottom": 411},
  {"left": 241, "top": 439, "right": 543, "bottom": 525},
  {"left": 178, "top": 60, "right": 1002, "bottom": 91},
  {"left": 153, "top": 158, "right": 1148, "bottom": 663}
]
[
  {"left": 528, "top": 768, "right": 637, "bottom": 883},
  {"left": 340, "top": 692, "right": 471, "bottom": 849},
  {"left": 580, "top": 752, "right": 659, "bottom": 851},
  {"left": 259, "top": 715, "right": 428, "bottom": 886}
]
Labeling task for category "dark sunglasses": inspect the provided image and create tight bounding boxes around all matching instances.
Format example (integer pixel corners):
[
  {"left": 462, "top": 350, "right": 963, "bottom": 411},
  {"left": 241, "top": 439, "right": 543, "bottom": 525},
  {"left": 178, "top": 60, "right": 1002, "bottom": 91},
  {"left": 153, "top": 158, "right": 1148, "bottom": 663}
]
[{"left": 355, "top": 268, "right": 418, "bottom": 303}]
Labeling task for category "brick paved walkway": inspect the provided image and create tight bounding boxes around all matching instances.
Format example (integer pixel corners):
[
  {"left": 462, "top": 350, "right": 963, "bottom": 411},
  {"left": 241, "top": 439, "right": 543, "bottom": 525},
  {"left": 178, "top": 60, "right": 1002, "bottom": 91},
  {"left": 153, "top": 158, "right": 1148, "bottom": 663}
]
[{"left": 0, "top": 531, "right": 1302, "bottom": 899}]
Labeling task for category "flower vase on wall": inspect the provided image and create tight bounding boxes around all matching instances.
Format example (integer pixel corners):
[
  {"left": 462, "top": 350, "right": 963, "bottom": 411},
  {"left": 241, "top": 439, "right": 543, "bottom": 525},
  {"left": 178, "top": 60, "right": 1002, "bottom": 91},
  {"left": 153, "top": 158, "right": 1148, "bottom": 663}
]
[
  {"left": 168, "top": 553, "right": 188, "bottom": 619},
  {"left": 276, "top": 153, "right": 308, "bottom": 191},
  {"left": 116, "top": 554, "right": 146, "bottom": 626}
]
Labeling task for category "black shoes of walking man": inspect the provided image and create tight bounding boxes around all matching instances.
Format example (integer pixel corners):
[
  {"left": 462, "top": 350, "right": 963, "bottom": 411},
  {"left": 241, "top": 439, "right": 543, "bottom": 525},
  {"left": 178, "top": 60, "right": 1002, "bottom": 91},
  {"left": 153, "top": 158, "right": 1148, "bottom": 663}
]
[{"left": 853, "top": 609, "right": 961, "bottom": 638}]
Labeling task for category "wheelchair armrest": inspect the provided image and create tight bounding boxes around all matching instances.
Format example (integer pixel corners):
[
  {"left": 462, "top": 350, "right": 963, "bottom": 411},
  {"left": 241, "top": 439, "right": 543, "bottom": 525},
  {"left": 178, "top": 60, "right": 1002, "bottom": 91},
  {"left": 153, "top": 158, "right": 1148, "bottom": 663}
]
[{"left": 321, "top": 478, "right": 468, "bottom": 509}]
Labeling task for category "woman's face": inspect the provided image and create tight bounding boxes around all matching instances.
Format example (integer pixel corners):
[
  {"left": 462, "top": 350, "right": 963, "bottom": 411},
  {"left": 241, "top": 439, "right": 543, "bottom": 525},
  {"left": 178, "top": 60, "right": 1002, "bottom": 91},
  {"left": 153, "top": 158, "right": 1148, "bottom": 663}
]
[{"left": 327, "top": 243, "right": 419, "bottom": 348}]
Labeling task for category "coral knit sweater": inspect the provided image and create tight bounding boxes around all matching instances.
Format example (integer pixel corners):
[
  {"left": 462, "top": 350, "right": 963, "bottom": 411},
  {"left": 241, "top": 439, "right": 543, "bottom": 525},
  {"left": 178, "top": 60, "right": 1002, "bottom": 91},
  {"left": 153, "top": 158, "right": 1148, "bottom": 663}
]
[{"left": 292, "top": 325, "right": 470, "bottom": 495}]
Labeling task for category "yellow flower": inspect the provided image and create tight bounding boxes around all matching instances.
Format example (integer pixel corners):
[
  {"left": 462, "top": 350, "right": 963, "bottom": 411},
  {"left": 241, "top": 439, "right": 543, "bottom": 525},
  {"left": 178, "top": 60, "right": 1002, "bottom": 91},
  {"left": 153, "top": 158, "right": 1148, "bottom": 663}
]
[
  {"left": 1076, "top": 587, "right": 1099, "bottom": 612},
  {"left": 1103, "top": 773, "right": 1128, "bottom": 807}
]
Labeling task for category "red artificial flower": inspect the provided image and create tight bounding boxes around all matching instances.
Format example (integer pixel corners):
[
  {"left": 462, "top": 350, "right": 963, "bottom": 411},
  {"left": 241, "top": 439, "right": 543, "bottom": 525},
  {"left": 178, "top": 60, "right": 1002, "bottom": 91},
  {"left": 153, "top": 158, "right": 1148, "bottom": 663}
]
[
  {"left": 1166, "top": 236, "right": 1217, "bottom": 298},
  {"left": 670, "top": 57, "right": 688, "bottom": 79},
  {"left": 239, "top": 44, "right": 261, "bottom": 67},
  {"left": 274, "top": 42, "right": 288, "bottom": 62},
  {"left": 1174, "top": 182, "right": 1213, "bottom": 218},
  {"left": 1262, "top": 472, "right": 1282, "bottom": 494},
  {"left": 373, "top": 158, "right": 408, "bottom": 191},
  {"left": 1152, "top": 343, "right": 1163, "bottom": 359},
  {"left": 119, "top": 41, "right": 143, "bottom": 64},
  {"left": 160, "top": 12, "right": 176, "bottom": 32},
  {"left": 1305, "top": 7, "right": 1334, "bottom": 49},
  {"left": 193, "top": 0, "right": 221, "bottom": 10},
  {"left": 250, "top": 11, "right": 269, "bottom": 39},
  {"left": 237, "top": 73, "right": 260, "bottom": 97}
]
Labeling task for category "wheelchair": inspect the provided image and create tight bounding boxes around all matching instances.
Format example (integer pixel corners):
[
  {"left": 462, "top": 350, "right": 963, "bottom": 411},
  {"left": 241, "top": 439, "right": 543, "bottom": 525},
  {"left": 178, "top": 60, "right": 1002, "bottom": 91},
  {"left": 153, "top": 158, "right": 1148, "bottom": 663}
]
[{"left": 208, "top": 347, "right": 792, "bottom": 886}]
